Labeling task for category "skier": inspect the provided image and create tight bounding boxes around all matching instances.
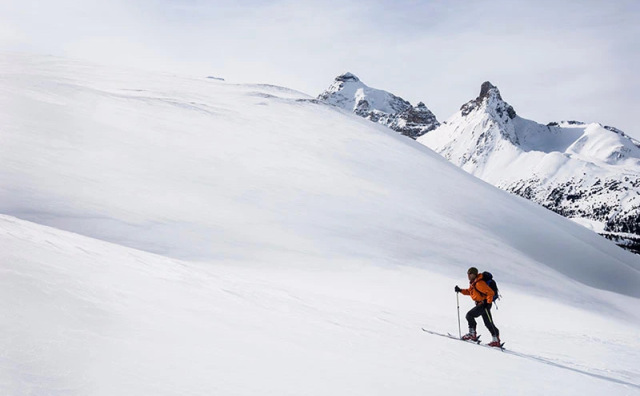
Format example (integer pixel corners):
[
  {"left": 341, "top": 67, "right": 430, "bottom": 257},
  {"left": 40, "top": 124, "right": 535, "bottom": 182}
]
[{"left": 454, "top": 267, "right": 501, "bottom": 347}]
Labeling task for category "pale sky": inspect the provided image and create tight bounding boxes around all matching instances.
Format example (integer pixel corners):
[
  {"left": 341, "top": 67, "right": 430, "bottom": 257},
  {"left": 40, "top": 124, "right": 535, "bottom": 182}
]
[{"left": 2, "top": 0, "right": 639, "bottom": 138}]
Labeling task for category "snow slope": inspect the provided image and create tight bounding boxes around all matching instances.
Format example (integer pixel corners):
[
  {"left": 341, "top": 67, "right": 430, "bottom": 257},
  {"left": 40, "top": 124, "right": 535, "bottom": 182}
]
[
  {"left": 2, "top": 54, "right": 639, "bottom": 296},
  {"left": 1, "top": 54, "right": 640, "bottom": 394},
  {"left": 418, "top": 82, "right": 640, "bottom": 253},
  {"left": 1, "top": 215, "right": 639, "bottom": 395}
]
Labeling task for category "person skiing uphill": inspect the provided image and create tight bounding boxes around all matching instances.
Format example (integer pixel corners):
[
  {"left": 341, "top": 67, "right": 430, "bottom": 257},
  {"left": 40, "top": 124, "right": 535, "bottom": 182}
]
[{"left": 454, "top": 267, "right": 501, "bottom": 347}]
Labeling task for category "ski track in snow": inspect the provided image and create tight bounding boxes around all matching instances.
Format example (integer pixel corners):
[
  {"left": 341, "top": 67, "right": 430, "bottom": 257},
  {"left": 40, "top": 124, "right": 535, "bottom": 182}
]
[
  {"left": 2, "top": 214, "right": 639, "bottom": 395},
  {"left": 501, "top": 349, "right": 640, "bottom": 390},
  {"left": 423, "top": 328, "right": 640, "bottom": 390}
]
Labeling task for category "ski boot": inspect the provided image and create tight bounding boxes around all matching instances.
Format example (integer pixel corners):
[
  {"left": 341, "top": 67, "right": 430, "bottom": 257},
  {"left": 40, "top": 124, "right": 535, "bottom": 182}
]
[
  {"left": 461, "top": 330, "right": 479, "bottom": 342},
  {"left": 488, "top": 336, "right": 502, "bottom": 347}
]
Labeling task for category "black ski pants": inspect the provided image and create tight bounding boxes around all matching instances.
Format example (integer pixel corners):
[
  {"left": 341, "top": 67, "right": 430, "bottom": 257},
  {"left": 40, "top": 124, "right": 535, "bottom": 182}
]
[{"left": 466, "top": 302, "right": 499, "bottom": 337}]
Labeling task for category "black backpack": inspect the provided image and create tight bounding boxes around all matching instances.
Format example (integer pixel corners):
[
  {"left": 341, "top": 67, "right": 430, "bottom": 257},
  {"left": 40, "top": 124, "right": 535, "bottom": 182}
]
[{"left": 482, "top": 271, "right": 500, "bottom": 301}]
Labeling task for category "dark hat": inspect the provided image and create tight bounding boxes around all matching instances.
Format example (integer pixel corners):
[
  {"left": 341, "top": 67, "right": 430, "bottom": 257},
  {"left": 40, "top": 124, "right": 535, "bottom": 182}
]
[{"left": 467, "top": 267, "right": 478, "bottom": 275}]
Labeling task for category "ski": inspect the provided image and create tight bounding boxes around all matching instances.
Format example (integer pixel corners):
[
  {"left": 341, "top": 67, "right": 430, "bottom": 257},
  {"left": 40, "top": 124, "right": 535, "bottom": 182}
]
[
  {"left": 421, "top": 328, "right": 505, "bottom": 351},
  {"left": 423, "top": 330, "right": 640, "bottom": 388}
]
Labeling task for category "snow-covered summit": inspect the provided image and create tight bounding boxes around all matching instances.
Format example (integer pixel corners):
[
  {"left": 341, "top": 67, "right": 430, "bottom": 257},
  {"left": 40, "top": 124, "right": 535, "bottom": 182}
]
[
  {"left": 318, "top": 73, "right": 439, "bottom": 139},
  {"left": 419, "top": 82, "right": 640, "bottom": 253},
  {"left": 334, "top": 71, "right": 360, "bottom": 83},
  {"left": 460, "top": 81, "right": 516, "bottom": 120}
]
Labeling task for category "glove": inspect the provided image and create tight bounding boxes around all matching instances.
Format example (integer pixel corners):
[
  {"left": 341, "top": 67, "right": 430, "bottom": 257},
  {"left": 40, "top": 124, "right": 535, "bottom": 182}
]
[{"left": 454, "top": 285, "right": 461, "bottom": 293}]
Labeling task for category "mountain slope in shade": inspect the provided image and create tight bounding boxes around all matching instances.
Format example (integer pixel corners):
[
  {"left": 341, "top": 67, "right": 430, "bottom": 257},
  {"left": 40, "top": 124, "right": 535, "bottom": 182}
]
[
  {"left": 318, "top": 72, "right": 439, "bottom": 139},
  {"left": 418, "top": 82, "right": 640, "bottom": 254}
]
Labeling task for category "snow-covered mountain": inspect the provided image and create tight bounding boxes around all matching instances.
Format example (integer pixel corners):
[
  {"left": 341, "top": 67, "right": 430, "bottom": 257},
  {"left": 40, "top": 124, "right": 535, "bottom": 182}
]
[
  {"left": 418, "top": 82, "right": 640, "bottom": 254},
  {"left": 318, "top": 72, "right": 439, "bottom": 139},
  {"left": 1, "top": 54, "right": 640, "bottom": 395}
]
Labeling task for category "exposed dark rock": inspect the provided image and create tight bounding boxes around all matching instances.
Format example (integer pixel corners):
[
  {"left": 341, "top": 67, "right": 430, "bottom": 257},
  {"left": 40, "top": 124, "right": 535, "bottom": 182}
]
[
  {"left": 460, "top": 81, "right": 516, "bottom": 119},
  {"left": 335, "top": 72, "right": 360, "bottom": 83},
  {"left": 354, "top": 99, "right": 371, "bottom": 117},
  {"left": 504, "top": 175, "right": 640, "bottom": 255},
  {"left": 390, "top": 102, "right": 440, "bottom": 138},
  {"left": 604, "top": 125, "right": 623, "bottom": 134},
  {"left": 318, "top": 73, "right": 440, "bottom": 139},
  {"left": 602, "top": 233, "right": 640, "bottom": 255},
  {"left": 431, "top": 81, "right": 640, "bottom": 256}
]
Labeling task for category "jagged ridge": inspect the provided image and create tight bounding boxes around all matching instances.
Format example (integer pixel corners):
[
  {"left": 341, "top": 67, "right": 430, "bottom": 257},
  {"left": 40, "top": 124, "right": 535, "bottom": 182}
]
[
  {"left": 318, "top": 73, "right": 439, "bottom": 139},
  {"left": 418, "top": 82, "right": 640, "bottom": 255}
]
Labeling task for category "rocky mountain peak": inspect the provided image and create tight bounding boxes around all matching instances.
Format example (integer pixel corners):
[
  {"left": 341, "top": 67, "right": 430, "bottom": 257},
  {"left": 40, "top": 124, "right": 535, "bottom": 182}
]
[
  {"left": 335, "top": 72, "right": 360, "bottom": 83},
  {"left": 317, "top": 74, "right": 439, "bottom": 139},
  {"left": 420, "top": 84, "right": 640, "bottom": 255},
  {"left": 461, "top": 81, "right": 516, "bottom": 120},
  {"left": 478, "top": 81, "right": 502, "bottom": 101}
]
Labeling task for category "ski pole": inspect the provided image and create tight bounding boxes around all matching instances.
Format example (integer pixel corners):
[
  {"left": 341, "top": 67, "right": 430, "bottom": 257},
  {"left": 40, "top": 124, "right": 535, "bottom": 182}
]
[{"left": 456, "top": 291, "right": 461, "bottom": 339}]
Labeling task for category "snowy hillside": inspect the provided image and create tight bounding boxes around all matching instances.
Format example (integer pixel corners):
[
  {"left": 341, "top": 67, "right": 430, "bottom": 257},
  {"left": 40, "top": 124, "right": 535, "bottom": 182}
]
[
  {"left": 318, "top": 72, "right": 439, "bottom": 138},
  {"left": 1, "top": 54, "right": 640, "bottom": 395},
  {"left": 2, "top": 215, "right": 640, "bottom": 395},
  {"left": 418, "top": 82, "right": 640, "bottom": 254}
]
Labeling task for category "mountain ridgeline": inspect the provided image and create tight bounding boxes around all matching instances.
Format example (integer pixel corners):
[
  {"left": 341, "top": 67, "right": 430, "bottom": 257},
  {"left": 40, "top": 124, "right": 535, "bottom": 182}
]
[
  {"left": 317, "top": 73, "right": 440, "bottom": 139},
  {"left": 319, "top": 76, "right": 640, "bottom": 255}
]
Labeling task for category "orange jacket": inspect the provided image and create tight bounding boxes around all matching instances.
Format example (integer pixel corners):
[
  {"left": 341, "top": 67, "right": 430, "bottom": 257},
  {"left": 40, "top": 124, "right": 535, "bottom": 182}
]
[{"left": 460, "top": 273, "right": 495, "bottom": 304}]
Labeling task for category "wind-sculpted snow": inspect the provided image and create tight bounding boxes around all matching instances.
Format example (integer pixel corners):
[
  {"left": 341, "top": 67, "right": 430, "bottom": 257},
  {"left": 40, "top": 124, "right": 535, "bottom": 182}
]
[{"left": 419, "top": 82, "right": 640, "bottom": 254}]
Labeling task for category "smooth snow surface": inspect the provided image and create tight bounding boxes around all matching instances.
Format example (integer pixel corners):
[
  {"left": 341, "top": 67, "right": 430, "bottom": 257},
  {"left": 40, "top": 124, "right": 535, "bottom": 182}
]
[
  {"left": 1, "top": 54, "right": 640, "bottom": 395},
  {"left": 1, "top": 215, "right": 639, "bottom": 395}
]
